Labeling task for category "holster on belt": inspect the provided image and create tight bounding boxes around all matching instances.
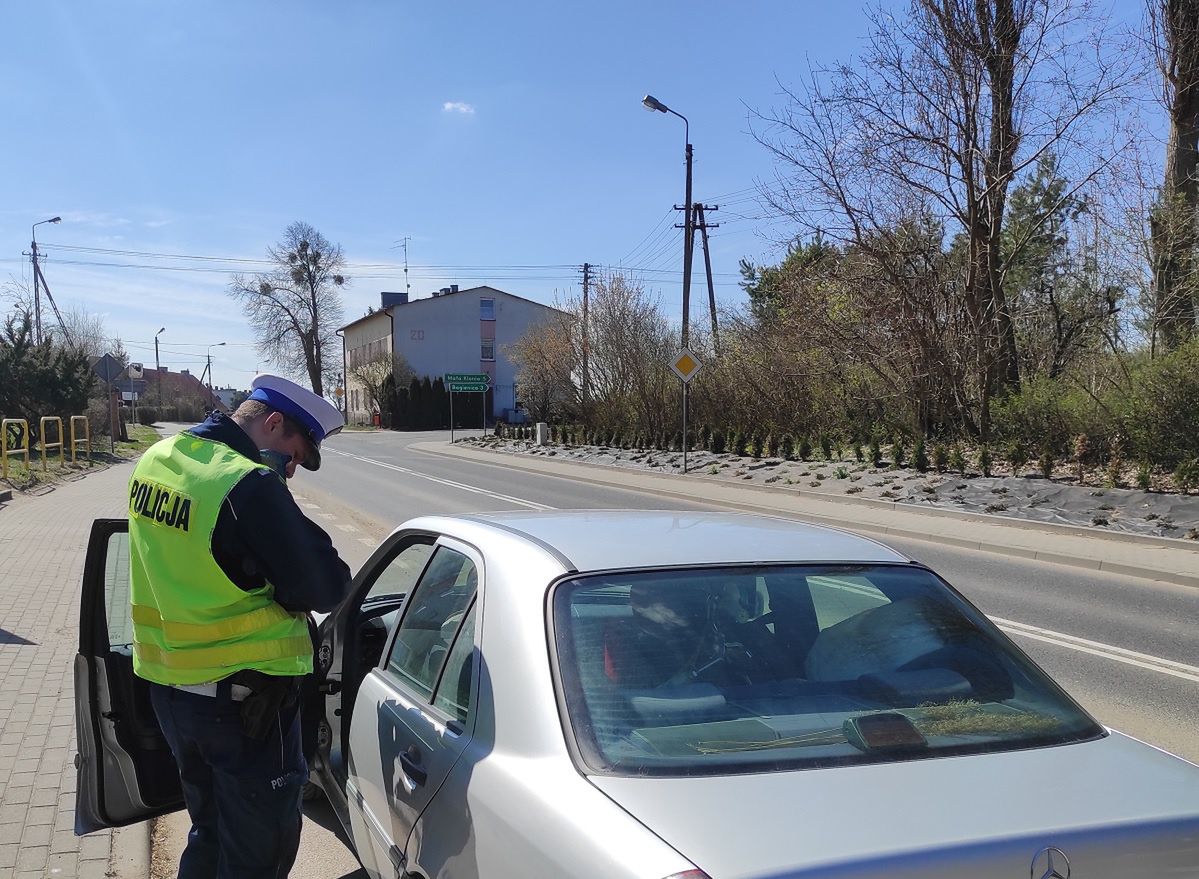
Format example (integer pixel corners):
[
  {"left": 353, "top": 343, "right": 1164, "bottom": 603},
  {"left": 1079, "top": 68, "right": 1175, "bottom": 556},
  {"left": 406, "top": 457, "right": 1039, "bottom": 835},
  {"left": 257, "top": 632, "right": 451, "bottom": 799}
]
[{"left": 231, "top": 670, "right": 299, "bottom": 740}]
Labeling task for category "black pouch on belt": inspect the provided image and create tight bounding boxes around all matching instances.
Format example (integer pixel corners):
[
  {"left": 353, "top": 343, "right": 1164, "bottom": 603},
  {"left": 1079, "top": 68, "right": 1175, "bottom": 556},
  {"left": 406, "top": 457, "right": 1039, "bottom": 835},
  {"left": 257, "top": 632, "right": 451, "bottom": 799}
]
[{"left": 232, "top": 670, "right": 299, "bottom": 740}]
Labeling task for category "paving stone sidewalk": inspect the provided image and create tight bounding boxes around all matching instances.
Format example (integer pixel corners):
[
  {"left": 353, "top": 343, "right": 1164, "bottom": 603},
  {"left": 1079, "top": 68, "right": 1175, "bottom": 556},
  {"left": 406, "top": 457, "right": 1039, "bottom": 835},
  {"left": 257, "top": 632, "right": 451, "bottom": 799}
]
[{"left": 0, "top": 462, "right": 136, "bottom": 878}]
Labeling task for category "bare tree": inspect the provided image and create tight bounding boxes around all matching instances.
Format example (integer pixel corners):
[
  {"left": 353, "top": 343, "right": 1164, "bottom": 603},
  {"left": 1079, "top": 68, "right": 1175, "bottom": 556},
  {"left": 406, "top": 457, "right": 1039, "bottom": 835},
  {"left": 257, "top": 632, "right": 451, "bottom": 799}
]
[
  {"left": 1148, "top": 0, "right": 1199, "bottom": 350},
  {"left": 508, "top": 274, "right": 676, "bottom": 435},
  {"left": 228, "top": 221, "right": 346, "bottom": 395},
  {"left": 753, "top": 0, "right": 1132, "bottom": 435},
  {"left": 349, "top": 350, "right": 414, "bottom": 415}
]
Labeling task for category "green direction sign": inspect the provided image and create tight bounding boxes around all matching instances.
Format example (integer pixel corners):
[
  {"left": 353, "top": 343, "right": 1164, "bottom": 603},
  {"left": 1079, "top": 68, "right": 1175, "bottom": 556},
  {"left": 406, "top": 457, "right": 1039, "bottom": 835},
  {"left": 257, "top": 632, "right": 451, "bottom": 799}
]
[
  {"left": 444, "top": 372, "right": 489, "bottom": 384},
  {"left": 448, "top": 382, "right": 488, "bottom": 393}
]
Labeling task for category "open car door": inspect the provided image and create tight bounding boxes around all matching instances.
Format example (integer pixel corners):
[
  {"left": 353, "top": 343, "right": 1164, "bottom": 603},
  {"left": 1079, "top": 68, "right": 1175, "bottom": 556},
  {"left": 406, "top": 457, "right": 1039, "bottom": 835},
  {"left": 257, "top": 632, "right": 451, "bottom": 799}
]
[{"left": 74, "top": 519, "right": 184, "bottom": 833}]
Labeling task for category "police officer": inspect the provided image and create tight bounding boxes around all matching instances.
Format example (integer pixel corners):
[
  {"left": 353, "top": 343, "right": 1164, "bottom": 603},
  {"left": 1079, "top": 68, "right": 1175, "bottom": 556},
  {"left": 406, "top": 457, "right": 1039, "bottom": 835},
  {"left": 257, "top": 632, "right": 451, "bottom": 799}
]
[{"left": 127, "top": 374, "right": 351, "bottom": 879}]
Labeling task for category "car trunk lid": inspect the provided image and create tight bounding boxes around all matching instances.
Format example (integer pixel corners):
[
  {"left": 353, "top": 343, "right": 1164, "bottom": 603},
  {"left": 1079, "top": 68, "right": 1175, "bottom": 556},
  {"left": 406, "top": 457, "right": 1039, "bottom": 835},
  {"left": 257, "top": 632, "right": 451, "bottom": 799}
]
[{"left": 588, "top": 733, "right": 1199, "bottom": 878}]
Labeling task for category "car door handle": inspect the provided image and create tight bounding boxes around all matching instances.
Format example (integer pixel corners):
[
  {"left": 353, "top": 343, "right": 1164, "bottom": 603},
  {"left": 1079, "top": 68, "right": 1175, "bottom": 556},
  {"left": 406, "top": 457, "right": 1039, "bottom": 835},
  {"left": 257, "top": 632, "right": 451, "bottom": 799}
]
[{"left": 399, "top": 751, "right": 427, "bottom": 787}]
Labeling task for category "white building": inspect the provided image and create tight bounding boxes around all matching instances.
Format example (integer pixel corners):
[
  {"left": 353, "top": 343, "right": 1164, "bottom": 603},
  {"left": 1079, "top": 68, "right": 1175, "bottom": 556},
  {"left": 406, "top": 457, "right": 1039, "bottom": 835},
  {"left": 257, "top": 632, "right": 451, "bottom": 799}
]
[{"left": 339, "top": 285, "right": 563, "bottom": 425}]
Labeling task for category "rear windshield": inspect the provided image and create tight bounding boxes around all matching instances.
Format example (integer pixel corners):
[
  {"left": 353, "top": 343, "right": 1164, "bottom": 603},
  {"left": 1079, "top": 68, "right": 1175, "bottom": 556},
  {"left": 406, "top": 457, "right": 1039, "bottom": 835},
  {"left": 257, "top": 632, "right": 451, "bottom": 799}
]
[{"left": 552, "top": 564, "right": 1103, "bottom": 776}]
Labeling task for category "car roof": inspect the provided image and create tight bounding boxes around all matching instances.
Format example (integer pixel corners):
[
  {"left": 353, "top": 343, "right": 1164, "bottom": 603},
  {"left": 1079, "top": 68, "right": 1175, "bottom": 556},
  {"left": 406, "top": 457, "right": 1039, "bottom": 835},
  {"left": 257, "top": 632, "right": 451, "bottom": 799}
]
[{"left": 444, "top": 510, "right": 910, "bottom": 573}]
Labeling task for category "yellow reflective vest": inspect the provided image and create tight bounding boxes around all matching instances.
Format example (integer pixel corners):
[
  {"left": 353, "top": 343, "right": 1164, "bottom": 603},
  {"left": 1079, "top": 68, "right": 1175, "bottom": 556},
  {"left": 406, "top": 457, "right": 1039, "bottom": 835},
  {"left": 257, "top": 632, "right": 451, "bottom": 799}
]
[{"left": 128, "top": 432, "right": 312, "bottom": 685}]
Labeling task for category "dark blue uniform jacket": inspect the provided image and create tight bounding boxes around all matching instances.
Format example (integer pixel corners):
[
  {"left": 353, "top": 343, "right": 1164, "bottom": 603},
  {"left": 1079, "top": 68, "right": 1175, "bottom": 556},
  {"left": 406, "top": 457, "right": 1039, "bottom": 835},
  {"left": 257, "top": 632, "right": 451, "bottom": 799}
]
[{"left": 188, "top": 412, "right": 351, "bottom": 614}]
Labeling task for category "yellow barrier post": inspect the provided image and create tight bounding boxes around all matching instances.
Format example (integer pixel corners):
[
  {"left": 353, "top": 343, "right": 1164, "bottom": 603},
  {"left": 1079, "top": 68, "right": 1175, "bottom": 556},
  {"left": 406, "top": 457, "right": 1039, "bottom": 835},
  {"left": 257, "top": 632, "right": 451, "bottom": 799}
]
[
  {"left": 70, "top": 415, "right": 91, "bottom": 463},
  {"left": 39, "top": 416, "right": 65, "bottom": 471},
  {"left": 2, "top": 418, "right": 30, "bottom": 480}
]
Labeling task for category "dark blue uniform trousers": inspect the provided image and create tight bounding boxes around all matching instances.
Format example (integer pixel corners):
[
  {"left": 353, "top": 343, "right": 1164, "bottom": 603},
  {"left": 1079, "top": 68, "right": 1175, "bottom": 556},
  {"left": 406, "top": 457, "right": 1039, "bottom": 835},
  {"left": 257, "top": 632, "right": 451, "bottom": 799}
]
[{"left": 149, "top": 682, "right": 306, "bottom": 879}]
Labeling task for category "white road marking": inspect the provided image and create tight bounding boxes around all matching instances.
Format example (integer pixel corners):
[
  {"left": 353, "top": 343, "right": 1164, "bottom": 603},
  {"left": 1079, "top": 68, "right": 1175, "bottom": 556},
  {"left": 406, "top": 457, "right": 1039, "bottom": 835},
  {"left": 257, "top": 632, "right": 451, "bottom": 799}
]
[
  {"left": 336, "top": 524, "right": 358, "bottom": 533},
  {"left": 301, "top": 503, "right": 320, "bottom": 510},
  {"left": 326, "top": 447, "right": 1199, "bottom": 684},
  {"left": 358, "top": 538, "right": 376, "bottom": 547},
  {"left": 993, "top": 617, "right": 1199, "bottom": 685},
  {"left": 324, "top": 448, "right": 554, "bottom": 511}
]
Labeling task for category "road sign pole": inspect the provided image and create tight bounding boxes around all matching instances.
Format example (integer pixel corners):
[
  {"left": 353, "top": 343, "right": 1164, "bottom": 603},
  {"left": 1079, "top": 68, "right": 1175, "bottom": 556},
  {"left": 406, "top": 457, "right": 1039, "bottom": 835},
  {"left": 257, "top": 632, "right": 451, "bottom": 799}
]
[
  {"left": 450, "top": 392, "right": 454, "bottom": 444},
  {"left": 682, "top": 380, "right": 688, "bottom": 474}
]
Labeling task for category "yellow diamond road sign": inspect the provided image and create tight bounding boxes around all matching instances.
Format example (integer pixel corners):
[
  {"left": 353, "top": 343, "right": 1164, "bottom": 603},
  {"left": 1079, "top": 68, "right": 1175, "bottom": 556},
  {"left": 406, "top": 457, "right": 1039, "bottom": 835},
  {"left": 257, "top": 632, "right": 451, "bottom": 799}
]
[{"left": 670, "top": 349, "right": 703, "bottom": 383}]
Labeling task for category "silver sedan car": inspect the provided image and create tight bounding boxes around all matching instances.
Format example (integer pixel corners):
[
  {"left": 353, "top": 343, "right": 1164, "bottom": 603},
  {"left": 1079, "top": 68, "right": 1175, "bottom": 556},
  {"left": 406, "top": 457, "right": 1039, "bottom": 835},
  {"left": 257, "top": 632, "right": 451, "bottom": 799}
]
[{"left": 76, "top": 511, "right": 1199, "bottom": 877}]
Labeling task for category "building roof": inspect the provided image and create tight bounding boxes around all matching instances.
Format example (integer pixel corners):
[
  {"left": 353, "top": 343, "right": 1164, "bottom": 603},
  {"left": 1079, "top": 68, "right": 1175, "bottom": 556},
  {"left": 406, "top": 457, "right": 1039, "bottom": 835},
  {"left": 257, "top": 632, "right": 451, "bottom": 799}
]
[{"left": 338, "top": 285, "right": 566, "bottom": 334}]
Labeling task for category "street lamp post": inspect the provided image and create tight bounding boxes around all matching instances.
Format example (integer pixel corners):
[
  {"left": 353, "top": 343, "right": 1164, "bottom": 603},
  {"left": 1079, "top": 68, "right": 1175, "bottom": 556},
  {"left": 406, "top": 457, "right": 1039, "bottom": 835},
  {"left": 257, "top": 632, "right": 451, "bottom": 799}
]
[
  {"left": 154, "top": 328, "right": 166, "bottom": 405},
  {"left": 642, "top": 95, "right": 693, "bottom": 347},
  {"left": 31, "top": 216, "right": 62, "bottom": 345},
  {"left": 205, "top": 342, "right": 226, "bottom": 408},
  {"left": 644, "top": 94, "right": 696, "bottom": 473}
]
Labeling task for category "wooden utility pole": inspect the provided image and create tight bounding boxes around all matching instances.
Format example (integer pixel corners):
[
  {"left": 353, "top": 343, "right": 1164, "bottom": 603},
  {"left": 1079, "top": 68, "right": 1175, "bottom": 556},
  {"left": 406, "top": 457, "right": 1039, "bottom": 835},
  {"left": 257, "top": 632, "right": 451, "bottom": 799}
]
[
  {"left": 693, "top": 203, "right": 721, "bottom": 355},
  {"left": 581, "top": 262, "right": 591, "bottom": 400}
]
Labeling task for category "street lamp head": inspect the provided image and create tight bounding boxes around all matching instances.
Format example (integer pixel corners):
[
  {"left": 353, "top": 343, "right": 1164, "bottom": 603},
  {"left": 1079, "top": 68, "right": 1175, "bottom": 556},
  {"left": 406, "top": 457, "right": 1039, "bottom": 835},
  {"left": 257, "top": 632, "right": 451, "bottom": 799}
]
[
  {"left": 642, "top": 95, "right": 668, "bottom": 113},
  {"left": 156, "top": 327, "right": 166, "bottom": 336},
  {"left": 48, "top": 216, "right": 61, "bottom": 224}
]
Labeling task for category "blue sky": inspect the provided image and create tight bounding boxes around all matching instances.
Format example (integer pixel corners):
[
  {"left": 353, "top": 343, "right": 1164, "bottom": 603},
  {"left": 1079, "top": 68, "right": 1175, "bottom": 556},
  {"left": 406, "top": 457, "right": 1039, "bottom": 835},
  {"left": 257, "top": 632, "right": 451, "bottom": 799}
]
[{"left": 0, "top": 1, "right": 1146, "bottom": 388}]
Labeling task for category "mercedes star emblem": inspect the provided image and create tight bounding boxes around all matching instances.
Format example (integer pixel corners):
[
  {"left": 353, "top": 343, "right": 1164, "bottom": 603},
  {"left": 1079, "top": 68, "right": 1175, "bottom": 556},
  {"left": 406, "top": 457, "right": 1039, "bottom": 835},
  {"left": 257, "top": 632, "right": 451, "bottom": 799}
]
[{"left": 1030, "top": 846, "right": 1071, "bottom": 879}]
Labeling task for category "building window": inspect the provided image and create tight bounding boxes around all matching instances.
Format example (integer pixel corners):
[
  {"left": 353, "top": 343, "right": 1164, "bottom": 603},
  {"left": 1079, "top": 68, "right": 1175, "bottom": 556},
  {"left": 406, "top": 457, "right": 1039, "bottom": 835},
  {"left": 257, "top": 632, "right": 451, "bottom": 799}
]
[
  {"left": 480, "top": 298, "right": 496, "bottom": 321},
  {"left": 481, "top": 340, "right": 495, "bottom": 362}
]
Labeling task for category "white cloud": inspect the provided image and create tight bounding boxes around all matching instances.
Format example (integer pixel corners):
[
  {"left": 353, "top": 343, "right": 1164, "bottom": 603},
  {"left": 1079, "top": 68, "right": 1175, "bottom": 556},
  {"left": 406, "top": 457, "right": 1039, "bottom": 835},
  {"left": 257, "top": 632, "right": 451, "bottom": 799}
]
[{"left": 442, "top": 101, "right": 475, "bottom": 115}]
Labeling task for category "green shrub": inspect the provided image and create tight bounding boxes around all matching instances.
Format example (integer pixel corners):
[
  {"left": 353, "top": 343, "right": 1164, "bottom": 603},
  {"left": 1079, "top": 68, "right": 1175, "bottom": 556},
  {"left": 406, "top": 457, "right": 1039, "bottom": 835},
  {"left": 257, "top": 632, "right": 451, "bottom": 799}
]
[
  {"left": 867, "top": 437, "right": 882, "bottom": 467},
  {"left": 747, "top": 432, "right": 762, "bottom": 459},
  {"left": 1105, "top": 447, "right": 1123, "bottom": 488},
  {"left": 992, "top": 378, "right": 1079, "bottom": 457},
  {"left": 852, "top": 441, "right": 864, "bottom": 463},
  {"left": 1175, "top": 458, "right": 1199, "bottom": 494},
  {"left": 136, "top": 407, "right": 159, "bottom": 425},
  {"left": 762, "top": 433, "right": 777, "bottom": 459},
  {"left": 798, "top": 435, "right": 813, "bottom": 461},
  {"left": 948, "top": 445, "right": 967, "bottom": 476},
  {"left": 1117, "top": 340, "right": 1199, "bottom": 469},
  {"left": 779, "top": 434, "right": 795, "bottom": 460},
  {"left": 818, "top": 434, "right": 833, "bottom": 460},
  {"left": 932, "top": 443, "right": 949, "bottom": 472},
  {"left": 978, "top": 444, "right": 993, "bottom": 478},
  {"left": 1038, "top": 449, "right": 1055, "bottom": 480},
  {"left": 1007, "top": 440, "right": 1029, "bottom": 475},
  {"left": 730, "top": 429, "right": 746, "bottom": 456},
  {"left": 891, "top": 439, "right": 906, "bottom": 469},
  {"left": 1136, "top": 461, "right": 1152, "bottom": 491},
  {"left": 710, "top": 428, "right": 726, "bottom": 454},
  {"left": 913, "top": 438, "right": 929, "bottom": 472},
  {"left": 670, "top": 431, "right": 683, "bottom": 452}
]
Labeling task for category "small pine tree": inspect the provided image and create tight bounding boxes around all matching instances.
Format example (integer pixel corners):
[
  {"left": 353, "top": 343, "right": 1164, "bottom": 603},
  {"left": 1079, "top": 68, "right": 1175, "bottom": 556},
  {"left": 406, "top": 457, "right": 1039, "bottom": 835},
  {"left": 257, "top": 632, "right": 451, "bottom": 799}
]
[
  {"left": 670, "top": 431, "right": 683, "bottom": 452},
  {"left": 852, "top": 441, "right": 864, "bottom": 463},
  {"left": 978, "top": 444, "right": 993, "bottom": 478},
  {"left": 710, "top": 428, "right": 726, "bottom": 454},
  {"left": 867, "top": 437, "right": 882, "bottom": 467},
  {"left": 1038, "top": 449, "right": 1055, "bottom": 480},
  {"left": 891, "top": 438, "right": 906, "bottom": 469},
  {"left": 948, "top": 445, "right": 967, "bottom": 476},
  {"left": 798, "top": 435, "right": 813, "bottom": 461},
  {"left": 1073, "top": 434, "right": 1090, "bottom": 484},
  {"left": 913, "top": 438, "right": 929, "bottom": 473},
  {"left": 932, "top": 443, "right": 949, "bottom": 472},
  {"left": 779, "top": 433, "right": 795, "bottom": 460},
  {"left": 1136, "top": 461, "right": 1152, "bottom": 492},
  {"left": 763, "top": 433, "right": 777, "bottom": 458},
  {"left": 730, "top": 429, "right": 746, "bottom": 456},
  {"left": 815, "top": 431, "right": 834, "bottom": 460},
  {"left": 1007, "top": 440, "right": 1029, "bottom": 476},
  {"left": 747, "top": 432, "right": 763, "bottom": 459}
]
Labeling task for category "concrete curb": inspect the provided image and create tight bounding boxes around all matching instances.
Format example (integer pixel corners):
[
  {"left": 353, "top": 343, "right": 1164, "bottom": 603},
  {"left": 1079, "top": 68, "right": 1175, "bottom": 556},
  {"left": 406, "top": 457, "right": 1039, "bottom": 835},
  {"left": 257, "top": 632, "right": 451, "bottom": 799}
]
[
  {"left": 418, "top": 441, "right": 1199, "bottom": 589},
  {"left": 110, "top": 821, "right": 152, "bottom": 879}
]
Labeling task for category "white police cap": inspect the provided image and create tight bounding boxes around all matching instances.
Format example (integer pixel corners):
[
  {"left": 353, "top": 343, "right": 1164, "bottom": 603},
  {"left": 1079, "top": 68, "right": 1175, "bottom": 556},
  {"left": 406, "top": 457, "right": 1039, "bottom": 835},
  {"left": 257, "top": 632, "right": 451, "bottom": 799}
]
[{"left": 248, "top": 374, "right": 344, "bottom": 471}]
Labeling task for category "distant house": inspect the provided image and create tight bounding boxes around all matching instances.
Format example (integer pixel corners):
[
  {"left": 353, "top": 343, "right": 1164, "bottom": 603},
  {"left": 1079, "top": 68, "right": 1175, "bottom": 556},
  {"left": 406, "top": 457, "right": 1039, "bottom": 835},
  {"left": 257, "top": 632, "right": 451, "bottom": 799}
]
[
  {"left": 143, "top": 367, "right": 227, "bottom": 413},
  {"left": 339, "top": 285, "right": 564, "bottom": 425}
]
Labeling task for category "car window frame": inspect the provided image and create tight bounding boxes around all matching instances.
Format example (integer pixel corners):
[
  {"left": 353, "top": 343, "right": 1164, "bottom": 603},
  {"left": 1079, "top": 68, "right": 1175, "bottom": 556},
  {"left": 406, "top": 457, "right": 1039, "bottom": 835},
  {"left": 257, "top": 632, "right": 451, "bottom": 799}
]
[
  {"left": 377, "top": 536, "right": 484, "bottom": 727},
  {"left": 545, "top": 560, "right": 1107, "bottom": 779}
]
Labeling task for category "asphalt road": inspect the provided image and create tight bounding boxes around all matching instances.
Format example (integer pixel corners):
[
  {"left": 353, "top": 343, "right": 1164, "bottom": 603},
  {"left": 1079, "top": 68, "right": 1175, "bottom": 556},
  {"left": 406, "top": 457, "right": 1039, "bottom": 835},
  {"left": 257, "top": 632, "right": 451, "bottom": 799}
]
[{"left": 307, "top": 429, "right": 1199, "bottom": 765}]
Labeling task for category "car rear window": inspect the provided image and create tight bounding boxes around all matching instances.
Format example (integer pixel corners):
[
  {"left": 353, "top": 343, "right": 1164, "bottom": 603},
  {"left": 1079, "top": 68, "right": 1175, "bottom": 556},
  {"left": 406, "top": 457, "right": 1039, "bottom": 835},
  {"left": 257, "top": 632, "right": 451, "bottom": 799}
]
[{"left": 552, "top": 564, "right": 1104, "bottom": 776}]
